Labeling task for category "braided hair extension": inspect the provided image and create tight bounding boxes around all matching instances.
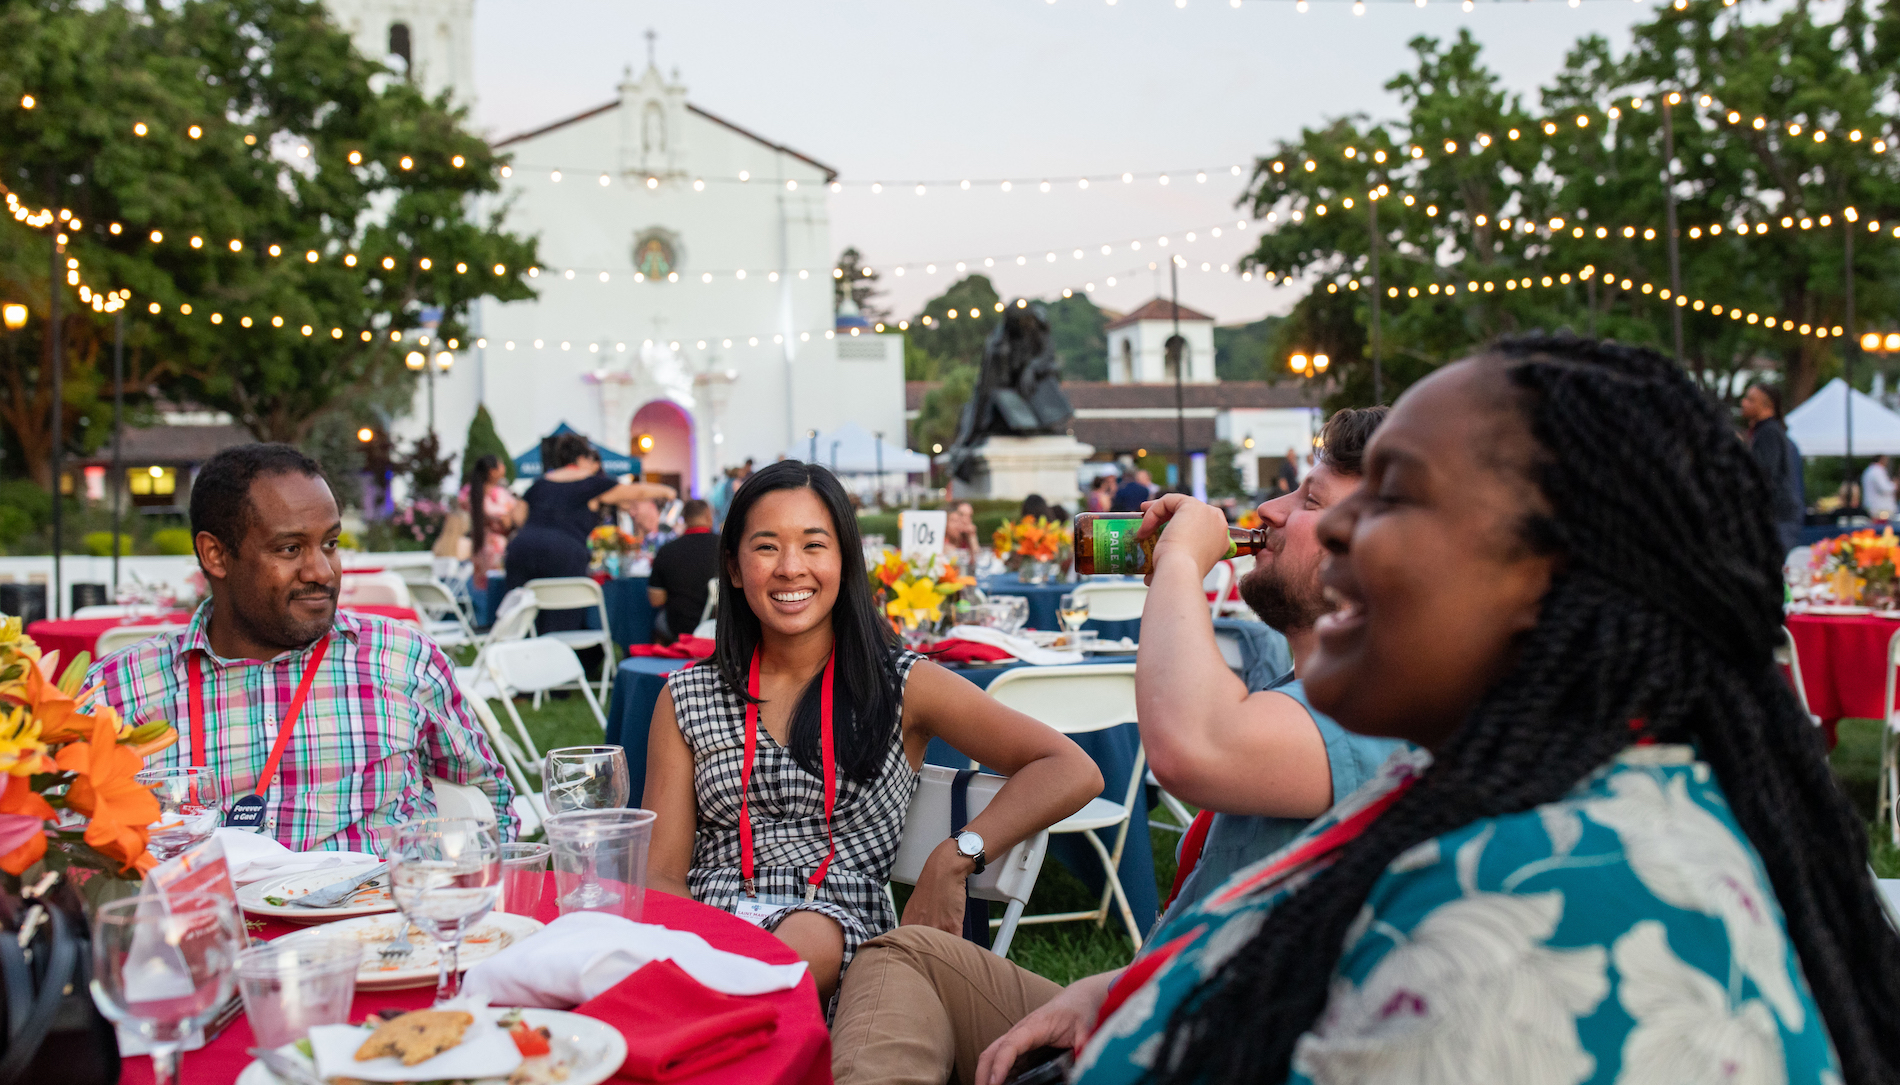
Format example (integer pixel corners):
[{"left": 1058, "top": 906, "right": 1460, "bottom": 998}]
[{"left": 1149, "top": 334, "right": 1900, "bottom": 1084}]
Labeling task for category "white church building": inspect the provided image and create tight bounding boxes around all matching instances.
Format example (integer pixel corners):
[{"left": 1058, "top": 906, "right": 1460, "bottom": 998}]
[{"left": 326, "top": 1, "right": 906, "bottom": 497}]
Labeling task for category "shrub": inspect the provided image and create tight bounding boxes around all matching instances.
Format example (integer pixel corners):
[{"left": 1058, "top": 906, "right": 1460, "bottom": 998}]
[
  {"left": 83, "top": 531, "right": 135, "bottom": 557},
  {"left": 153, "top": 528, "right": 195, "bottom": 556}
]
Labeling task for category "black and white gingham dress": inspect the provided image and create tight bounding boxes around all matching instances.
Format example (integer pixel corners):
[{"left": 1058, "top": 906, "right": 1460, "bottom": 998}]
[{"left": 670, "top": 651, "right": 923, "bottom": 971}]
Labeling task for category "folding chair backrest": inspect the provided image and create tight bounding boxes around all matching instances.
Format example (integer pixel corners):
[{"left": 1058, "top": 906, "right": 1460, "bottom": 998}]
[
  {"left": 488, "top": 594, "right": 541, "bottom": 644},
  {"left": 1204, "top": 562, "right": 1235, "bottom": 618},
  {"left": 458, "top": 679, "right": 541, "bottom": 795},
  {"left": 1072, "top": 582, "right": 1148, "bottom": 623},
  {"left": 94, "top": 623, "right": 185, "bottom": 659},
  {"left": 699, "top": 578, "right": 719, "bottom": 625},
  {"left": 73, "top": 604, "right": 132, "bottom": 620},
  {"left": 984, "top": 663, "right": 1138, "bottom": 735},
  {"left": 407, "top": 580, "right": 463, "bottom": 620},
  {"left": 889, "top": 766, "right": 1048, "bottom": 906},
  {"left": 526, "top": 577, "right": 606, "bottom": 614},
  {"left": 487, "top": 637, "right": 589, "bottom": 695}
]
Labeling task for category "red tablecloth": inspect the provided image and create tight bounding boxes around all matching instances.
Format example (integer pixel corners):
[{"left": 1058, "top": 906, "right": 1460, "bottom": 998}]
[
  {"left": 1786, "top": 613, "right": 1900, "bottom": 740},
  {"left": 120, "top": 877, "right": 831, "bottom": 1085},
  {"left": 28, "top": 605, "right": 423, "bottom": 663}
]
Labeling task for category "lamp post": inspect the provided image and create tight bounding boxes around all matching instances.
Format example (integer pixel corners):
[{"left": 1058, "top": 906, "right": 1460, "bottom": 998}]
[
  {"left": 48, "top": 231, "right": 63, "bottom": 617},
  {"left": 1845, "top": 209, "right": 1861, "bottom": 481},
  {"left": 1368, "top": 190, "right": 1383, "bottom": 405},
  {"left": 1168, "top": 256, "right": 1187, "bottom": 492},
  {"left": 111, "top": 304, "right": 124, "bottom": 597},
  {"left": 1659, "top": 90, "right": 1686, "bottom": 364}
]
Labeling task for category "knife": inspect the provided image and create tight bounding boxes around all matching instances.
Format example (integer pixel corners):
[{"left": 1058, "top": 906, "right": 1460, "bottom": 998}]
[
  {"left": 291, "top": 862, "right": 388, "bottom": 908},
  {"left": 248, "top": 1047, "right": 329, "bottom": 1085}
]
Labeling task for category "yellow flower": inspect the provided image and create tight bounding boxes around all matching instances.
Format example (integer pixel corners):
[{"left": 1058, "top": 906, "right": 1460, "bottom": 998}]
[
  {"left": 0, "top": 707, "right": 51, "bottom": 778},
  {"left": 884, "top": 577, "right": 946, "bottom": 629}
]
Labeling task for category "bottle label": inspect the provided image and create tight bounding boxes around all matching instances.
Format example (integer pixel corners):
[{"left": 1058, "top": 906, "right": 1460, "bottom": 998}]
[{"left": 1089, "top": 518, "right": 1239, "bottom": 575}]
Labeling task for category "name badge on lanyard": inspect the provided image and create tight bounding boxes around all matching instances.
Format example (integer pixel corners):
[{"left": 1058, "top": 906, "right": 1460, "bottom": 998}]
[
  {"left": 737, "top": 647, "right": 838, "bottom": 907},
  {"left": 186, "top": 637, "right": 330, "bottom": 833}
]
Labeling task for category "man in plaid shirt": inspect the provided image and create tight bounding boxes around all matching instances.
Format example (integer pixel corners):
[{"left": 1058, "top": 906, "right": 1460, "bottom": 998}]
[{"left": 89, "top": 444, "right": 517, "bottom": 852}]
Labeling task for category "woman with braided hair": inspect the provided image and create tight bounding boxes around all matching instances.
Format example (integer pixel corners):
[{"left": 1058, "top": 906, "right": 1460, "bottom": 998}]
[{"left": 1071, "top": 335, "right": 1899, "bottom": 1084}]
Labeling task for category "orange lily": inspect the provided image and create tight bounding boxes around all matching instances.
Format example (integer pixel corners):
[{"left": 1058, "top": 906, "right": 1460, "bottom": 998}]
[
  {"left": 15, "top": 659, "right": 95, "bottom": 744},
  {"left": 55, "top": 705, "right": 159, "bottom": 874},
  {"left": 0, "top": 776, "right": 53, "bottom": 876}
]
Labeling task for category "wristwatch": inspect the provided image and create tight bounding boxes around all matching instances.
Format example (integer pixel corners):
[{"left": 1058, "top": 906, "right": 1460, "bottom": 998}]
[{"left": 952, "top": 830, "right": 987, "bottom": 876}]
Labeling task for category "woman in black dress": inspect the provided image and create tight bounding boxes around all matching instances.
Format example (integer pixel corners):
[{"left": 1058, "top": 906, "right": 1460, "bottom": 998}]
[{"left": 503, "top": 433, "right": 676, "bottom": 634}]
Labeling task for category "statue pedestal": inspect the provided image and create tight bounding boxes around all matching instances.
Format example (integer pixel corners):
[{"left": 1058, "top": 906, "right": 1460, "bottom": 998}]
[{"left": 952, "top": 435, "right": 1095, "bottom": 505}]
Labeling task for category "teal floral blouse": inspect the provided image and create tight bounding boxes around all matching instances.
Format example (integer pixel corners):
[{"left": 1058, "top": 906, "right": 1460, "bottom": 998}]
[{"left": 1075, "top": 744, "right": 1843, "bottom": 1085}]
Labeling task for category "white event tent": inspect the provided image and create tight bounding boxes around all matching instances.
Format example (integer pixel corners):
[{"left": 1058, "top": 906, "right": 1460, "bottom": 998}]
[
  {"left": 784, "top": 422, "right": 932, "bottom": 475},
  {"left": 1784, "top": 378, "right": 1900, "bottom": 456}
]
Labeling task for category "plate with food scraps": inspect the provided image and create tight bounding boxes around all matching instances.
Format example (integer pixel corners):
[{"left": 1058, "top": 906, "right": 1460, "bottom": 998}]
[
  {"left": 280, "top": 911, "right": 544, "bottom": 990},
  {"left": 1083, "top": 637, "right": 1139, "bottom": 654},
  {"left": 237, "top": 864, "right": 396, "bottom": 923},
  {"left": 236, "top": 1006, "right": 624, "bottom": 1085}
]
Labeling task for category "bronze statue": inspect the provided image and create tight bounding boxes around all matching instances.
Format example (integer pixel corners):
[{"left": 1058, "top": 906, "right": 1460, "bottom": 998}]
[{"left": 947, "top": 304, "right": 1075, "bottom": 481}]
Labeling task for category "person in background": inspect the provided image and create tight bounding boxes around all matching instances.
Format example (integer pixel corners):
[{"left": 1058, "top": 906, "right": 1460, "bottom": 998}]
[
  {"left": 1275, "top": 448, "right": 1300, "bottom": 496},
  {"left": 461, "top": 455, "right": 521, "bottom": 616},
  {"left": 1864, "top": 454, "right": 1896, "bottom": 520},
  {"left": 1112, "top": 468, "right": 1155, "bottom": 512},
  {"left": 710, "top": 467, "right": 740, "bottom": 530},
  {"left": 90, "top": 444, "right": 517, "bottom": 851},
  {"left": 1740, "top": 381, "right": 1805, "bottom": 551},
  {"left": 643, "top": 461, "right": 1101, "bottom": 1004},
  {"left": 648, "top": 499, "right": 721, "bottom": 644},
  {"left": 829, "top": 408, "right": 1400, "bottom": 1085},
  {"left": 630, "top": 498, "right": 674, "bottom": 556},
  {"left": 1019, "top": 493, "right": 1051, "bottom": 521},
  {"left": 1048, "top": 503, "right": 1070, "bottom": 524},
  {"left": 1086, "top": 472, "right": 1117, "bottom": 513}
]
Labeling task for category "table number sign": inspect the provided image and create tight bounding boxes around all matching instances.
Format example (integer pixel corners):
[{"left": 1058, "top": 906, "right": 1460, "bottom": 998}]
[{"left": 899, "top": 511, "right": 947, "bottom": 561}]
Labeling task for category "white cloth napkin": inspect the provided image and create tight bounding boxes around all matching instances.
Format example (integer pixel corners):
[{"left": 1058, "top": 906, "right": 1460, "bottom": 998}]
[
  {"left": 215, "top": 829, "right": 378, "bottom": 885},
  {"left": 462, "top": 911, "right": 807, "bottom": 1007},
  {"left": 309, "top": 999, "right": 521, "bottom": 1082},
  {"left": 944, "top": 624, "right": 1086, "bottom": 666}
]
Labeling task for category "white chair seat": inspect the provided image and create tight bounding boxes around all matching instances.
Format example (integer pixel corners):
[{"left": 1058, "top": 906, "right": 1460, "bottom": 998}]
[
  {"left": 1052, "top": 797, "right": 1133, "bottom": 835},
  {"left": 544, "top": 629, "right": 612, "bottom": 648}
]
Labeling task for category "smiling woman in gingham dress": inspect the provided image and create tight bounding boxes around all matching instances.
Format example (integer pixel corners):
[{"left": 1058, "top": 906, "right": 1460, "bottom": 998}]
[{"left": 643, "top": 461, "right": 1102, "bottom": 1005}]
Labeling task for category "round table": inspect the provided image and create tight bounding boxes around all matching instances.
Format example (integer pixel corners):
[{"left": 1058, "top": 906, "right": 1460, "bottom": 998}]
[
  {"left": 120, "top": 876, "right": 830, "bottom": 1085},
  {"left": 978, "top": 575, "right": 1142, "bottom": 641},
  {"left": 1786, "top": 612, "right": 1900, "bottom": 740}
]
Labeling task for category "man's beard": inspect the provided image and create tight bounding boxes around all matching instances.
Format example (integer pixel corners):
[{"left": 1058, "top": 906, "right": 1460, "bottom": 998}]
[
  {"left": 233, "top": 586, "right": 337, "bottom": 650},
  {"left": 1237, "top": 553, "right": 1327, "bottom": 633}
]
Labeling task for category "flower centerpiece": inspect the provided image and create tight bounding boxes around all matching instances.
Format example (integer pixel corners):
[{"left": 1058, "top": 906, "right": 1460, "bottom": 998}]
[
  {"left": 588, "top": 524, "right": 639, "bottom": 576},
  {"left": 1809, "top": 527, "right": 1900, "bottom": 608},
  {"left": 992, "top": 516, "right": 1073, "bottom": 584},
  {"left": 0, "top": 619, "right": 176, "bottom": 907},
  {"left": 870, "top": 550, "right": 977, "bottom": 645}
]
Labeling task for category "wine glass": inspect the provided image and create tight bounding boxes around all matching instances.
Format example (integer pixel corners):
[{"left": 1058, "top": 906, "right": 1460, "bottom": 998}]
[
  {"left": 997, "top": 595, "right": 1030, "bottom": 636},
  {"left": 1056, "top": 593, "right": 1090, "bottom": 636},
  {"left": 135, "top": 767, "right": 221, "bottom": 862},
  {"left": 387, "top": 817, "right": 502, "bottom": 1004},
  {"left": 91, "top": 892, "right": 245, "bottom": 1085},
  {"left": 543, "top": 746, "right": 631, "bottom": 815}
]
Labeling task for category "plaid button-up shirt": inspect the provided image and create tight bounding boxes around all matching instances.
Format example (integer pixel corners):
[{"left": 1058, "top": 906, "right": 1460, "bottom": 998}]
[{"left": 88, "top": 603, "right": 517, "bottom": 852}]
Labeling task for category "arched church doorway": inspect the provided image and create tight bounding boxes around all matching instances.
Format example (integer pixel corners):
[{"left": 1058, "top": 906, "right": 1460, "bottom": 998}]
[{"left": 631, "top": 400, "right": 694, "bottom": 497}]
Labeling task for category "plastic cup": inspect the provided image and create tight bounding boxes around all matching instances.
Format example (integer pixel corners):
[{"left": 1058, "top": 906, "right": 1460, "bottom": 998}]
[
  {"left": 546, "top": 809, "right": 657, "bottom": 920},
  {"left": 500, "top": 842, "right": 552, "bottom": 917},
  {"left": 236, "top": 936, "right": 361, "bottom": 1050}
]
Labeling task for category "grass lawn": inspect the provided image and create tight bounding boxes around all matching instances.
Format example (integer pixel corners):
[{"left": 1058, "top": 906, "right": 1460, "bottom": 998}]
[{"left": 1826, "top": 717, "right": 1900, "bottom": 876}]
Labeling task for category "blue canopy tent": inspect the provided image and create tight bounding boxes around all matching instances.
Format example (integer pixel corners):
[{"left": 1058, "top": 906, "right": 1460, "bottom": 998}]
[{"left": 513, "top": 422, "right": 641, "bottom": 478}]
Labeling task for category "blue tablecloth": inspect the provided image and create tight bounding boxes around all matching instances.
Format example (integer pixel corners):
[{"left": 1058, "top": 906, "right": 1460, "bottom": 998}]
[
  {"left": 605, "top": 651, "right": 1160, "bottom": 936},
  {"left": 980, "top": 575, "right": 1142, "bottom": 642},
  {"left": 603, "top": 577, "right": 655, "bottom": 650}
]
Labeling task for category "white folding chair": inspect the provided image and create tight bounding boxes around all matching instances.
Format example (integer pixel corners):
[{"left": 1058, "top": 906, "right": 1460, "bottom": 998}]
[
  {"left": 407, "top": 579, "right": 478, "bottom": 648},
  {"left": 1072, "top": 582, "right": 1148, "bottom": 624},
  {"left": 983, "top": 662, "right": 1146, "bottom": 948},
  {"left": 1877, "top": 629, "right": 1900, "bottom": 845},
  {"left": 1204, "top": 561, "right": 1236, "bottom": 620},
  {"left": 459, "top": 678, "right": 548, "bottom": 834},
  {"left": 428, "top": 776, "right": 498, "bottom": 826},
  {"left": 456, "top": 593, "right": 539, "bottom": 701},
  {"left": 889, "top": 766, "right": 1050, "bottom": 959},
  {"left": 94, "top": 623, "right": 187, "bottom": 659},
  {"left": 485, "top": 638, "right": 610, "bottom": 767},
  {"left": 699, "top": 578, "right": 719, "bottom": 627},
  {"left": 339, "top": 571, "right": 412, "bottom": 609},
  {"left": 525, "top": 577, "right": 616, "bottom": 700},
  {"left": 72, "top": 604, "right": 133, "bottom": 619}
]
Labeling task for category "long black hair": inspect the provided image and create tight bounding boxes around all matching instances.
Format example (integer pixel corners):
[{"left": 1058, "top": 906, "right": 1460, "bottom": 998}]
[
  {"left": 712, "top": 460, "right": 902, "bottom": 784},
  {"left": 1153, "top": 334, "right": 1900, "bottom": 1084},
  {"left": 466, "top": 454, "right": 501, "bottom": 560}
]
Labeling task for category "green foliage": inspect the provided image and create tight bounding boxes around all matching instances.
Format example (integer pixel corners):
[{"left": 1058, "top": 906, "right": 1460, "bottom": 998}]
[
  {"left": 1206, "top": 439, "right": 1247, "bottom": 499},
  {"left": 152, "top": 528, "right": 195, "bottom": 556},
  {"left": 833, "top": 247, "right": 887, "bottom": 321},
  {"left": 1044, "top": 294, "right": 1109, "bottom": 381},
  {"left": 904, "top": 276, "right": 1002, "bottom": 380},
  {"left": 1214, "top": 316, "right": 1284, "bottom": 381},
  {"left": 82, "top": 531, "right": 133, "bottom": 557},
  {"left": 396, "top": 431, "right": 456, "bottom": 500},
  {"left": 0, "top": 0, "right": 542, "bottom": 487},
  {"left": 463, "top": 404, "right": 513, "bottom": 485},
  {"left": 911, "top": 365, "right": 978, "bottom": 457}
]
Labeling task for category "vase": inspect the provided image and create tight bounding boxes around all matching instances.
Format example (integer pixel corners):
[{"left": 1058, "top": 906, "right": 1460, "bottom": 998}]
[
  {"left": 1018, "top": 560, "right": 1055, "bottom": 585},
  {"left": 1869, "top": 581, "right": 1897, "bottom": 611}
]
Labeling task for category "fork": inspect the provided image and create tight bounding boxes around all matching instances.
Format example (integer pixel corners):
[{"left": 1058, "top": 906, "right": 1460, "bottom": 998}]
[{"left": 378, "top": 918, "right": 416, "bottom": 962}]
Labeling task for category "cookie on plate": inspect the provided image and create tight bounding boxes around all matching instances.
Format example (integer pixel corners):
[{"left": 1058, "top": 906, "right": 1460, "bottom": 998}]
[{"left": 353, "top": 1009, "right": 476, "bottom": 1066}]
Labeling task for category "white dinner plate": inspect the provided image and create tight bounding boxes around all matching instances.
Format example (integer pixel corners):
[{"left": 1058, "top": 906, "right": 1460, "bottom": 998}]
[
  {"left": 277, "top": 911, "right": 544, "bottom": 990},
  {"left": 235, "top": 1007, "right": 625, "bottom": 1085},
  {"left": 238, "top": 865, "right": 395, "bottom": 924},
  {"left": 1799, "top": 604, "right": 1876, "bottom": 616},
  {"left": 1083, "top": 638, "right": 1138, "bottom": 654}
]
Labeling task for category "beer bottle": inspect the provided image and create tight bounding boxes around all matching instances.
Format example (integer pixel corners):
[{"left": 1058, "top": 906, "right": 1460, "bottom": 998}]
[{"left": 1072, "top": 512, "right": 1268, "bottom": 576}]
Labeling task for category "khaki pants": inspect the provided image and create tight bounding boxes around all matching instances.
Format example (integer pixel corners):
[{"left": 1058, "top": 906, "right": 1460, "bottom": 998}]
[{"left": 832, "top": 925, "right": 1066, "bottom": 1085}]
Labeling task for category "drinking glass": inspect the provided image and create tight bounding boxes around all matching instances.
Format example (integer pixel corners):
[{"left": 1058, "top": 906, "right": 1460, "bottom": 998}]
[
  {"left": 235, "top": 936, "right": 361, "bottom": 1049},
  {"left": 547, "top": 809, "right": 657, "bottom": 917},
  {"left": 543, "top": 746, "right": 631, "bottom": 815},
  {"left": 499, "top": 842, "right": 553, "bottom": 916},
  {"left": 997, "top": 595, "right": 1030, "bottom": 635},
  {"left": 135, "top": 767, "right": 221, "bottom": 862},
  {"left": 1056, "top": 593, "right": 1090, "bottom": 635},
  {"left": 91, "top": 892, "right": 245, "bottom": 1085},
  {"left": 387, "top": 817, "right": 502, "bottom": 1004}
]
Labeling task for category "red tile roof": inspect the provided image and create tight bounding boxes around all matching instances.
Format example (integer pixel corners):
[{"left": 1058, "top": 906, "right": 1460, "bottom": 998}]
[{"left": 1103, "top": 298, "right": 1217, "bottom": 331}]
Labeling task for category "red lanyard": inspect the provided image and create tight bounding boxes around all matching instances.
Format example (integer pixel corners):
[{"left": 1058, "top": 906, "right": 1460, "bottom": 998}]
[
  {"left": 185, "top": 636, "right": 330, "bottom": 798},
  {"left": 738, "top": 647, "right": 837, "bottom": 900}
]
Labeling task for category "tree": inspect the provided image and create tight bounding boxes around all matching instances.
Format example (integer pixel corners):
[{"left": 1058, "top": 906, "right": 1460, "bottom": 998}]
[
  {"left": 1044, "top": 293, "right": 1109, "bottom": 381},
  {"left": 1206, "top": 438, "right": 1247, "bottom": 499},
  {"left": 833, "top": 246, "right": 888, "bottom": 321},
  {"left": 0, "top": 0, "right": 540, "bottom": 488},
  {"left": 463, "top": 403, "right": 512, "bottom": 484},
  {"left": 903, "top": 275, "right": 1002, "bottom": 381},
  {"left": 1214, "top": 315, "right": 1284, "bottom": 381},
  {"left": 911, "top": 365, "right": 978, "bottom": 457}
]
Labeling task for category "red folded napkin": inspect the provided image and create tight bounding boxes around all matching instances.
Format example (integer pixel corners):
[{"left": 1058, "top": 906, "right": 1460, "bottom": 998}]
[
  {"left": 576, "top": 958, "right": 779, "bottom": 1082},
  {"left": 625, "top": 635, "right": 716, "bottom": 659},
  {"left": 920, "top": 638, "right": 1014, "bottom": 664}
]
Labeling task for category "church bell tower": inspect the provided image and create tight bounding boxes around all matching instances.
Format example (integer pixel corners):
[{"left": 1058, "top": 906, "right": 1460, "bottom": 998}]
[{"left": 324, "top": 0, "right": 477, "bottom": 110}]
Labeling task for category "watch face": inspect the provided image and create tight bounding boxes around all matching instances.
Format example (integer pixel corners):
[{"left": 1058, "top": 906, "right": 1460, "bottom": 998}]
[{"left": 957, "top": 831, "right": 983, "bottom": 856}]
